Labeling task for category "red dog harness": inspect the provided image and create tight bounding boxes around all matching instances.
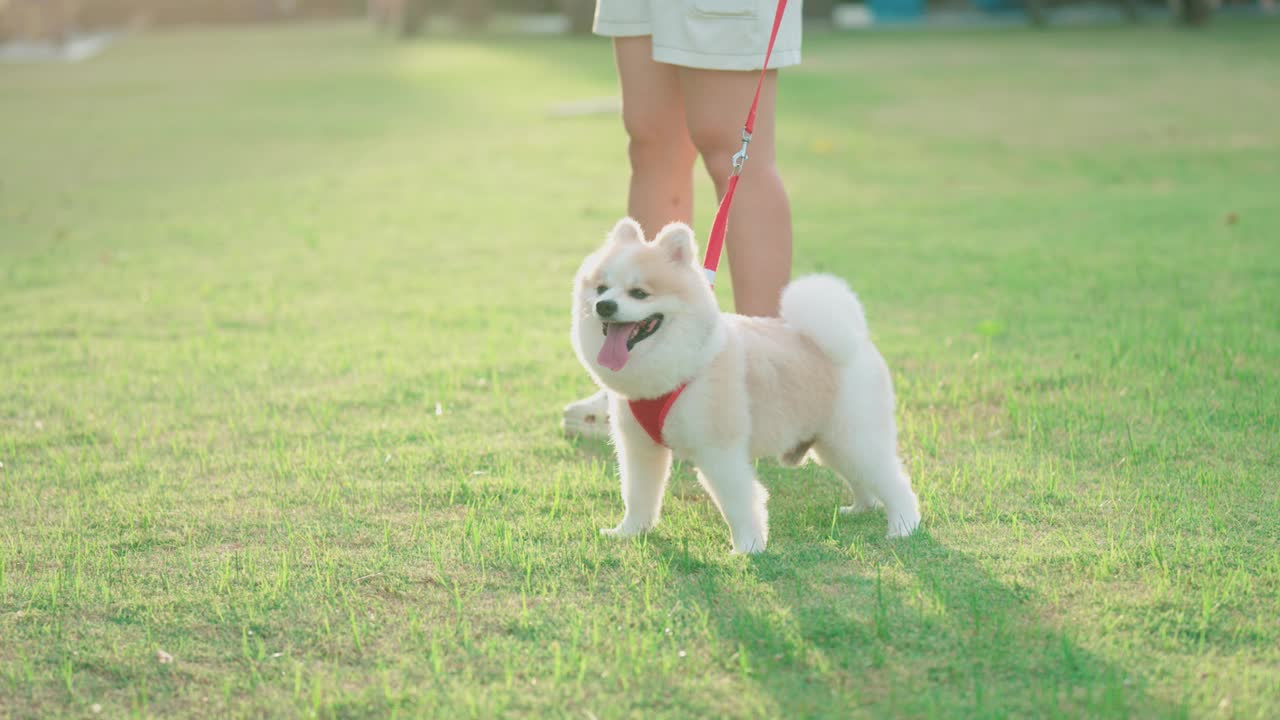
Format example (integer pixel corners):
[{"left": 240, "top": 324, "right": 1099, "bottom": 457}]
[
  {"left": 628, "top": 385, "right": 687, "bottom": 446},
  {"left": 625, "top": 0, "right": 788, "bottom": 447}
]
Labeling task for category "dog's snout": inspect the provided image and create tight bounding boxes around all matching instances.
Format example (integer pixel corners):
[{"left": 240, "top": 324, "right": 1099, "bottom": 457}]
[{"left": 596, "top": 300, "right": 618, "bottom": 318}]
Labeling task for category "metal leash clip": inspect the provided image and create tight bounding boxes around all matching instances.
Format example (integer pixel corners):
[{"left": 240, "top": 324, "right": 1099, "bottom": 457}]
[{"left": 731, "top": 128, "right": 752, "bottom": 176}]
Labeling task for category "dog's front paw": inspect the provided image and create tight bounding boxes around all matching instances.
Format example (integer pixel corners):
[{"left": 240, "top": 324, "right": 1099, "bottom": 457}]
[
  {"left": 730, "top": 535, "right": 767, "bottom": 555},
  {"left": 600, "top": 522, "right": 649, "bottom": 539},
  {"left": 886, "top": 509, "right": 921, "bottom": 539}
]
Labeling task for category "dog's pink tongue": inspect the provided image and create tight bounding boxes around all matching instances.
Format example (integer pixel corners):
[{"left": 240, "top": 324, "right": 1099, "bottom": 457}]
[{"left": 598, "top": 323, "right": 636, "bottom": 372}]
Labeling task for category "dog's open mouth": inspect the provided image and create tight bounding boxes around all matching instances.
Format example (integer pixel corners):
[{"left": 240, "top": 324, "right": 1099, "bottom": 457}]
[{"left": 597, "top": 314, "right": 663, "bottom": 372}]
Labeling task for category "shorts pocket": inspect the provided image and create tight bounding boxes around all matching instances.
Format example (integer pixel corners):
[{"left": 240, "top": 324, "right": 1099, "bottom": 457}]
[{"left": 691, "top": 0, "right": 758, "bottom": 18}]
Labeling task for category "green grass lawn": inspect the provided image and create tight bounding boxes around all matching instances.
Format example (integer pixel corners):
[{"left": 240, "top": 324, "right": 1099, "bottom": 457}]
[{"left": 2, "top": 18, "right": 1279, "bottom": 719}]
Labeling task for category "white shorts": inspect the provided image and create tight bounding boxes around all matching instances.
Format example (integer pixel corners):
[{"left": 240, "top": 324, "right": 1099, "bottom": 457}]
[{"left": 594, "top": 0, "right": 803, "bottom": 72}]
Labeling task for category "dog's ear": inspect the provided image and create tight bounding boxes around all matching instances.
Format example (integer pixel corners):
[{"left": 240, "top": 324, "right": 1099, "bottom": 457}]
[
  {"left": 609, "top": 217, "right": 644, "bottom": 245},
  {"left": 654, "top": 223, "right": 698, "bottom": 265}
]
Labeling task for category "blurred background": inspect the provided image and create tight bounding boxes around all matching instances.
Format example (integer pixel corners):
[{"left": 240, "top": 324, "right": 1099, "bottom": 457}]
[{"left": 2, "top": 0, "right": 1275, "bottom": 53}]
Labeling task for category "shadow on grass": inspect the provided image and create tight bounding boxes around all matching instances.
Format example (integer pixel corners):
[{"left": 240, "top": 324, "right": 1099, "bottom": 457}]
[
  {"left": 569, "top": 435, "right": 1181, "bottom": 715},
  {"left": 637, "top": 505, "right": 1183, "bottom": 719}
]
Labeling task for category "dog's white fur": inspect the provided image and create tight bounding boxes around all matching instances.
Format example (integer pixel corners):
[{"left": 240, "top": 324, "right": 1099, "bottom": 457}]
[{"left": 572, "top": 218, "right": 920, "bottom": 553}]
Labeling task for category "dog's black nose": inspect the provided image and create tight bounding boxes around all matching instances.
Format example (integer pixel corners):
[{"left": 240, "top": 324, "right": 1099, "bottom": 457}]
[{"left": 596, "top": 300, "right": 617, "bottom": 318}]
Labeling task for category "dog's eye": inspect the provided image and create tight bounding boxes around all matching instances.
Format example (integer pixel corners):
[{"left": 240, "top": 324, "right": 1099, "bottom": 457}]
[
  {"left": 596, "top": 285, "right": 608, "bottom": 295},
  {"left": 628, "top": 288, "right": 650, "bottom": 300}
]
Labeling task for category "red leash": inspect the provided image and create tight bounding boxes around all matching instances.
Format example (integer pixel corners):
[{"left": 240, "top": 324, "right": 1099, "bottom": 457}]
[
  {"left": 629, "top": 0, "right": 790, "bottom": 447},
  {"left": 700, "top": 0, "right": 790, "bottom": 287}
]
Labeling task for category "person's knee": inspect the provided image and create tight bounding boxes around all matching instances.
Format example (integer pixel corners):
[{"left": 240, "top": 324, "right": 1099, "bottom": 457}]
[
  {"left": 700, "top": 148, "right": 738, "bottom": 185},
  {"left": 624, "top": 109, "right": 692, "bottom": 172},
  {"left": 688, "top": 122, "right": 751, "bottom": 186},
  {"left": 687, "top": 119, "right": 740, "bottom": 165}
]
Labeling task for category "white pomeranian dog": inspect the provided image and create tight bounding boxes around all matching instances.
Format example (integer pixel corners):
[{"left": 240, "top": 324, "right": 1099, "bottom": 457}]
[{"left": 571, "top": 218, "right": 921, "bottom": 554}]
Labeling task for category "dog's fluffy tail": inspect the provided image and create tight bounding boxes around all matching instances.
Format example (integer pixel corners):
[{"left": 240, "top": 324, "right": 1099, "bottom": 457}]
[{"left": 780, "top": 274, "right": 868, "bottom": 365}]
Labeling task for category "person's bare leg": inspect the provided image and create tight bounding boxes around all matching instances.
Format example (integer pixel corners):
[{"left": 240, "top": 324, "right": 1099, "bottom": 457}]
[
  {"left": 614, "top": 36, "right": 698, "bottom": 236},
  {"left": 565, "top": 37, "right": 698, "bottom": 438},
  {"left": 679, "top": 68, "right": 792, "bottom": 318}
]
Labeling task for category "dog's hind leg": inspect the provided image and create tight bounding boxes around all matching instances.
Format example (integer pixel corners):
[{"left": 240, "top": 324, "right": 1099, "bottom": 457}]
[
  {"left": 817, "top": 353, "right": 920, "bottom": 538},
  {"left": 814, "top": 440, "right": 885, "bottom": 512},
  {"left": 813, "top": 442, "right": 882, "bottom": 514},
  {"left": 815, "top": 437, "right": 918, "bottom": 538},
  {"left": 693, "top": 446, "right": 769, "bottom": 554}
]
